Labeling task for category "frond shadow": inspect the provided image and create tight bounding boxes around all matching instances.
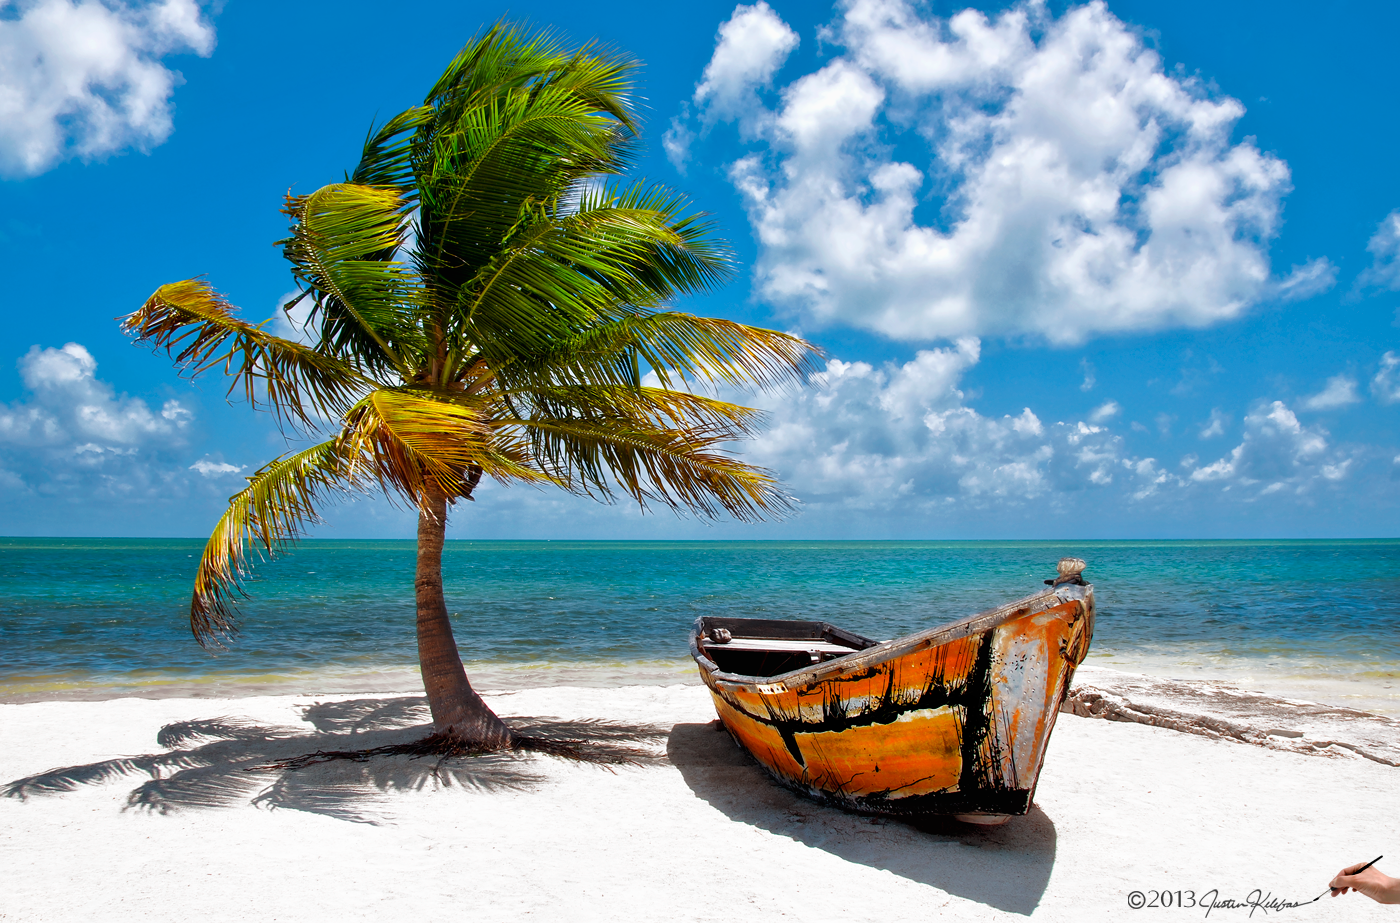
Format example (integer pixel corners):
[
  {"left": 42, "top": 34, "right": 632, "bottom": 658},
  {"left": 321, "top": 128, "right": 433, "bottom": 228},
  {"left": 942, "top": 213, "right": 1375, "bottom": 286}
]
[
  {"left": 3, "top": 696, "right": 669, "bottom": 824},
  {"left": 507, "top": 716, "right": 672, "bottom": 767},
  {"left": 298, "top": 696, "right": 431, "bottom": 735}
]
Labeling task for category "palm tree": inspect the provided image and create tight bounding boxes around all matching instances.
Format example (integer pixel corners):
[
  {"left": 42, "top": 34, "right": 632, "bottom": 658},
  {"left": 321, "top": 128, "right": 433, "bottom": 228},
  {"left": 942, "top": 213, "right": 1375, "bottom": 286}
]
[{"left": 120, "top": 25, "right": 816, "bottom": 750}]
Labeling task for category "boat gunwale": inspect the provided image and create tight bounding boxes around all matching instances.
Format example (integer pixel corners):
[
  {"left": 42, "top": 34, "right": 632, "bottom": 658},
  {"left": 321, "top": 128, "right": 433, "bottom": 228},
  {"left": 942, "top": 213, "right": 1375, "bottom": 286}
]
[{"left": 690, "top": 583, "right": 1092, "bottom": 693}]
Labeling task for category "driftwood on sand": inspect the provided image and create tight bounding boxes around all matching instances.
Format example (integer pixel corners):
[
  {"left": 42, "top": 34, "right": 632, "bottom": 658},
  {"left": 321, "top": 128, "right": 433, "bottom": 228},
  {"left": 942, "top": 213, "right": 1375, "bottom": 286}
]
[{"left": 1063, "top": 666, "right": 1400, "bottom": 767}]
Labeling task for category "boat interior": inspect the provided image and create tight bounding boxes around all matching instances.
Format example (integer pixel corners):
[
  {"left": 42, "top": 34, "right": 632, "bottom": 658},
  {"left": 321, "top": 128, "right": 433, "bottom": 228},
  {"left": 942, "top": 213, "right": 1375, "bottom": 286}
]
[{"left": 695, "top": 617, "right": 878, "bottom": 678}]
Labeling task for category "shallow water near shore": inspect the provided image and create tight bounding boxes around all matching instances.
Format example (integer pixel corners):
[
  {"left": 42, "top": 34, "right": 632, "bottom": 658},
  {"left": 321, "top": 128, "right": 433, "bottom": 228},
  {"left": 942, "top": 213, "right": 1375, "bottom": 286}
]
[{"left": 2, "top": 538, "right": 1397, "bottom": 713}]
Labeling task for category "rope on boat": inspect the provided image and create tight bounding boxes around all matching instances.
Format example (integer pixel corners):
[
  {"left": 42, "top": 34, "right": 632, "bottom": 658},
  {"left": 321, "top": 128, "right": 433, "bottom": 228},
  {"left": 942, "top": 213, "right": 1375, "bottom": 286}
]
[{"left": 1046, "top": 556, "right": 1087, "bottom": 586}]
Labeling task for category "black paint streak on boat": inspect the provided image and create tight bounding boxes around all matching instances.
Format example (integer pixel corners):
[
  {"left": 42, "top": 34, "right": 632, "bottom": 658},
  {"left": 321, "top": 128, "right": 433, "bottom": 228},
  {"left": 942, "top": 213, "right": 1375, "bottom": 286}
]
[{"left": 708, "top": 626, "right": 1031, "bottom": 816}]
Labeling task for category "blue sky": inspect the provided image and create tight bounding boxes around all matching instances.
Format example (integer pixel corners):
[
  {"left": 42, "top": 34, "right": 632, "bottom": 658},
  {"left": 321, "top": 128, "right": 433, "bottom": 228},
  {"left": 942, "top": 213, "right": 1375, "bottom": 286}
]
[{"left": 1, "top": 0, "right": 1398, "bottom": 539}]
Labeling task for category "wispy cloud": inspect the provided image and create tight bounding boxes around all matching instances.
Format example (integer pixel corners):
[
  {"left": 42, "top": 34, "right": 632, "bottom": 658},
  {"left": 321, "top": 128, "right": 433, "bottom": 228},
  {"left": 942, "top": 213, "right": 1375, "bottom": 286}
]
[
  {"left": 661, "top": 110, "right": 695, "bottom": 174},
  {"left": 189, "top": 458, "right": 243, "bottom": 478},
  {"left": 678, "top": 0, "right": 1306, "bottom": 344},
  {"left": 1374, "top": 351, "right": 1400, "bottom": 405},
  {"left": 1198, "top": 409, "right": 1228, "bottom": 439},
  {"left": 1301, "top": 374, "right": 1361, "bottom": 411},
  {"left": 0, "top": 0, "right": 215, "bottom": 178},
  {"left": 1272, "top": 258, "right": 1337, "bottom": 302},
  {"left": 1088, "top": 400, "right": 1120, "bottom": 423},
  {"left": 1359, "top": 210, "right": 1400, "bottom": 291}
]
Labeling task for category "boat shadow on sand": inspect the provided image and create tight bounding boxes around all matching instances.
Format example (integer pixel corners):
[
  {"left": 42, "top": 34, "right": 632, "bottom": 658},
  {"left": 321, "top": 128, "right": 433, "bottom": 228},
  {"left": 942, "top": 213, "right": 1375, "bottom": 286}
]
[
  {"left": 2, "top": 696, "right": 669, "bottom": 825},
  {"left": 666, "top": 721, "right": 1057, "bottom": 916}
]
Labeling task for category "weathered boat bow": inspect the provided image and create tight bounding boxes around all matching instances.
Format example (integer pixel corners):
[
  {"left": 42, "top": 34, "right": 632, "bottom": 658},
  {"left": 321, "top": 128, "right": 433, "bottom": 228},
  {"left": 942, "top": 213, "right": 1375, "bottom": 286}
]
[{"left": 690, "top": 559, "right": 1095, "bottom": 822}]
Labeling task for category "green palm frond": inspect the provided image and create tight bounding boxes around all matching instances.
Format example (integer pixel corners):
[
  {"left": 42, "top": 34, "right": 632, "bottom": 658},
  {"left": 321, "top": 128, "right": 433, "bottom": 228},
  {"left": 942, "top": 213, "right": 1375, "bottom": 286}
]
[
  {"left": 511, "top": 384, "right": 769, "bottom": 440},
  {"left": 350, "top": 105, "right": 434, "bottom": 190},
  {"left": 451, "top": 212, "right": 629, "bottom": 353},
  {"left": 190, "top": 439, "right": 351, "bottom": 645},
  {"left": 280, "top": 184, "right": 423, "bottom": 376},
  {"left": 502, "top": 312, "right": 817, "bottom": 393},
  {"left": 416, "top": 125, "right": 623, "bottom": 292},
  {"left": 122, "top": 279, "right": 372, "bottom": 432},
  {"left": 520, "top": 415, "right": 791, "bottom": 520},
  {"left": 412, "top": 42, "right": 639, "bottom": 291},
  {"left": 443, "top": 197, "right": 729, "bottom": 356},
  {"left": 620, "top": 313, "right": 818, "bottom": 391},
  {"left": 570, "top": 182, "right": 735, "bottom": 300},
  {"left": 425, "top": 25, "right": 636, "bottom": 133}
]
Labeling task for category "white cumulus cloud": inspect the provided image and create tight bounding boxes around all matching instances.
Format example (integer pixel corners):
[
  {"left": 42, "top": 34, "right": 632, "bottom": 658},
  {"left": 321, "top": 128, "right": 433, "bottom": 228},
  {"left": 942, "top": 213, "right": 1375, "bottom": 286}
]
[
  {"left": 693, "top": 1, "right": 798, "bottom": 125},
  {"left": 0, "top": 0, "right": 215, "bottom": 177},
  {"left": 1186, "top": 400, "right": 1348, "bottom": 497},
  {"left": 0, "top": 343, "right": 191, "bottom": 447},
  {"left": 665, "top": 1, "right": 799, "bottom": 171},
  {"left": 681, "top": 0, "right": 1319, "bottom": 344},
  {"left": 712, "top": 346, "right": 1367, "bottom": 524},
  {"left": 737, "top": 339, "right": 1141, "bottom": 513},
  {"left": 0, "top": 342, "right": 196, "bottom": 499}
]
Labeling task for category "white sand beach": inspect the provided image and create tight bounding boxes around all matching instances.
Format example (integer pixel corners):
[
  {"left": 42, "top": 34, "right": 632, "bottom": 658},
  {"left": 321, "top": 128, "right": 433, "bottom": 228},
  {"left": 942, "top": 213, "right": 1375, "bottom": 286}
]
[{"left": 2, "top": 674, "right": 1399, "bottom": 922}]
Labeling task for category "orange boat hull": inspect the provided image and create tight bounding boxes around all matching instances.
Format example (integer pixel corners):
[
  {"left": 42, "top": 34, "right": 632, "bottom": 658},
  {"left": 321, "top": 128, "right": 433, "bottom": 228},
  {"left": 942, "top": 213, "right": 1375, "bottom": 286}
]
[{"left": 690, "top": 584, "right": 1094, "bottom": 818}]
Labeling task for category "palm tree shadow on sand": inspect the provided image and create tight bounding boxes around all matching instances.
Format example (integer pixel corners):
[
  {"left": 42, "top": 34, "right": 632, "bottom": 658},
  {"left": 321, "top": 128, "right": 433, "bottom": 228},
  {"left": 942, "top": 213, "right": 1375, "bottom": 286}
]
[
  {"left": 3, "top": 696, "right": 669, "bottom": 825},
  {"left": 666, "top": 721, "right": 1057, "bottom": 916}
]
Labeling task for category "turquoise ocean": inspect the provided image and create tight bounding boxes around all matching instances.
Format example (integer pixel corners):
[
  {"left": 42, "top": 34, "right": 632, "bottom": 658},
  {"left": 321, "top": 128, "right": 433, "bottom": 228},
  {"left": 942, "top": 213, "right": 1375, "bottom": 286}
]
[{"left": 2, "top": 539, "right": 1398, "bottom": 714}]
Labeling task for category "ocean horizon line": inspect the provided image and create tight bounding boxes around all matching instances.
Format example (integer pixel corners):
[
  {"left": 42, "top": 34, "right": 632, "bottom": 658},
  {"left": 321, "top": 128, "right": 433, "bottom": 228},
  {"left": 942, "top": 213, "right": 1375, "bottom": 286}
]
[{"left": 3, "top": 535, "right": 1399, "bottom": 544}]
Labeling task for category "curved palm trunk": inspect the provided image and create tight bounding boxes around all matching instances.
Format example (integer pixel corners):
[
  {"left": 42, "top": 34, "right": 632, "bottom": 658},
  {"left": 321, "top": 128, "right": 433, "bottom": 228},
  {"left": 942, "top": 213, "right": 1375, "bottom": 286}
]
[{"left": 416, "top": 485, "right": 514, "bottom": 748}]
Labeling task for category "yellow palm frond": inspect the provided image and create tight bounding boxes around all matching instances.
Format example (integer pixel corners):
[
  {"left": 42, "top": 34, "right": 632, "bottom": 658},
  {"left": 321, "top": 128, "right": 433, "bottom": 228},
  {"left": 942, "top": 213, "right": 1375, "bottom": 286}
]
[
  {"left": 122, "top": 279, "right": 372, "bottom": 432},
  {"left": 343, "top": 389, "right": 555, "bottom": 503},
  {"left": 190, "top": 439, "right": 351, "bottom": 646}
]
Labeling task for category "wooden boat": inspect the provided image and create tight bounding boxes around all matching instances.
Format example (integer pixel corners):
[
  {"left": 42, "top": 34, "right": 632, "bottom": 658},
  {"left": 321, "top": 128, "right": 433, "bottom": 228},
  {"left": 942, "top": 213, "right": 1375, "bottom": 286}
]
[{"left": 689, "top": 558, "right": 1094, "bottom": 822}]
